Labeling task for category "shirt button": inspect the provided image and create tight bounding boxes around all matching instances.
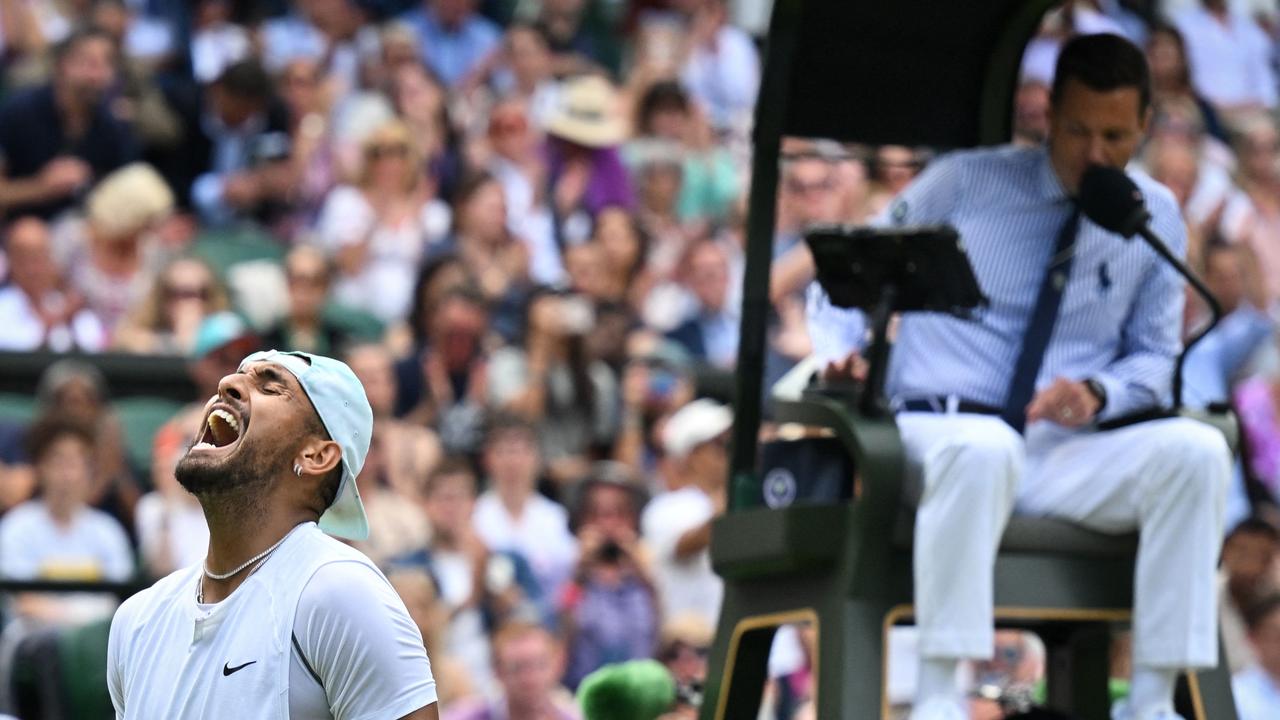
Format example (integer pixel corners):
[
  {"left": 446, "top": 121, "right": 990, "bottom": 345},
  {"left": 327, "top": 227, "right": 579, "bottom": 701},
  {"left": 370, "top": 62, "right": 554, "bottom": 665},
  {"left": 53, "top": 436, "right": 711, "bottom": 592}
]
[{"left": 1053, "top": 272, "right": 1066, "bottom": 290}]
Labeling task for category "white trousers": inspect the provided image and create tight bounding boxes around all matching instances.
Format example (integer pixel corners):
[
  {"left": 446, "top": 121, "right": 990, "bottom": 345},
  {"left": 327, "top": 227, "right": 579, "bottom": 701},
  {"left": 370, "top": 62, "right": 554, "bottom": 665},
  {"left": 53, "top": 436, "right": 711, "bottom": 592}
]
[{"left": 898, "top": 412, "right": 1231, "bottom": 669}]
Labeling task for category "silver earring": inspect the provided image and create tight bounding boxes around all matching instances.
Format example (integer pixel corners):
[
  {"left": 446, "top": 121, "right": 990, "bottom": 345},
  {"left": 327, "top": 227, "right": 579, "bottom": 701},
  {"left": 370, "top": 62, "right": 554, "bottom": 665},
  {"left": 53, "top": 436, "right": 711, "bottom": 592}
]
[{"left": 294, "top": 464, "right": 302, "bottom": 477}]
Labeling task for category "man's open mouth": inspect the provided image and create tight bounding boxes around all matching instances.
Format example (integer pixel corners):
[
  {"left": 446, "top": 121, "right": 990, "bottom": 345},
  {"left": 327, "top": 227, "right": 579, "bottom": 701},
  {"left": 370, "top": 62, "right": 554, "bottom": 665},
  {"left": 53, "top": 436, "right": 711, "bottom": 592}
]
[{"left": 191, "top": 405, "right": 247, "bottom": 453}]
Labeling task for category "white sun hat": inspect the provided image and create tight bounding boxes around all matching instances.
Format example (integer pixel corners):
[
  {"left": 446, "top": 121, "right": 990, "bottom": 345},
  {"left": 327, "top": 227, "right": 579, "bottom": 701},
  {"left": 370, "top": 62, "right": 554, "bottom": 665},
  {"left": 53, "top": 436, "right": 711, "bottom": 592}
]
[{"left": 238, "top": 349, "right": 372, "bottom": 540}]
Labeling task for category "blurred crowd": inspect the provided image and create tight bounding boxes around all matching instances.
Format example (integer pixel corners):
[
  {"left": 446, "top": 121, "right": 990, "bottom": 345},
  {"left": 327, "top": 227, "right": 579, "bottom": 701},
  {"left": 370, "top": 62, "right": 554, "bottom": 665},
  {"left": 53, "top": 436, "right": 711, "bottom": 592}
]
[{"left": 6, "top": 0, "right": 1280, "bottom": 718}]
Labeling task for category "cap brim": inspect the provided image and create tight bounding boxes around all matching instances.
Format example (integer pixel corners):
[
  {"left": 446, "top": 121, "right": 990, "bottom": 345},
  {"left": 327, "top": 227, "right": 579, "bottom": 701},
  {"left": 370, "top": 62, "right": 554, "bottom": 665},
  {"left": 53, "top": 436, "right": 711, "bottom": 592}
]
[{"left": 319, "top": 472, "right": 369, "bottom": 541}]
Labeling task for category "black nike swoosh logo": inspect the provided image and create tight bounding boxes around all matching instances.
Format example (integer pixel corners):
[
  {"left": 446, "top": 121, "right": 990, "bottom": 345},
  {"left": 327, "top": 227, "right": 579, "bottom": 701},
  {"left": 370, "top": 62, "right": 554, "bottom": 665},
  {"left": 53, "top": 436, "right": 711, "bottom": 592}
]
[{"left": 222, "top": 661, "right": 257, "bottom": 676}]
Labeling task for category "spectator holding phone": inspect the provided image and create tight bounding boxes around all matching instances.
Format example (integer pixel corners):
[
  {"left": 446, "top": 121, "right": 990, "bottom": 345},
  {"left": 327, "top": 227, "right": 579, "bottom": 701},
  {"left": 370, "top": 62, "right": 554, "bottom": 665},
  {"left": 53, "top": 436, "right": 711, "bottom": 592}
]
[
  {"left": 561, "top": 462, "right": 659, "bottom": 688},
  {"left": 489, "top": 288, "right": 619, "bottom": 488}
]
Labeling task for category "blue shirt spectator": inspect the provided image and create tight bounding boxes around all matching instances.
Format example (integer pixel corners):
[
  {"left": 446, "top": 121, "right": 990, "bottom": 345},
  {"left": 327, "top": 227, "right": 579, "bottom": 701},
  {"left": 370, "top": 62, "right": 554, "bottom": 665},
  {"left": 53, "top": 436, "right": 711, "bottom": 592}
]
[{"left": 399, "top": 0, "right": 502, "bottom": 87}]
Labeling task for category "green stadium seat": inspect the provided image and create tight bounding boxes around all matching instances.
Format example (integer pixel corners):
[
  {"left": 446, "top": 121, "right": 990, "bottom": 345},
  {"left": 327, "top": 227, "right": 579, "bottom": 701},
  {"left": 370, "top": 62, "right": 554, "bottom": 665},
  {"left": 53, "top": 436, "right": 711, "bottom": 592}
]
[
  {"left": 0, "top": 393, "right": 36, "bottom": 426},
  {"left": 191, "top": 226, "right": 285, "bottom": 279},
  {"left": 56, "top": 618, "right": 113, "bottom": 719}
]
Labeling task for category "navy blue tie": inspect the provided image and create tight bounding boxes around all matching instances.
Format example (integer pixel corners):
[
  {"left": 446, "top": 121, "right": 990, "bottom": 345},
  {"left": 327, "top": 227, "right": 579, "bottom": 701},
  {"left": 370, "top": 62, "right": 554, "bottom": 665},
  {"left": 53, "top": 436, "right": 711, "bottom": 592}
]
[{"left": 1002, "top": 203, "right": 1080, "bottom": 432}]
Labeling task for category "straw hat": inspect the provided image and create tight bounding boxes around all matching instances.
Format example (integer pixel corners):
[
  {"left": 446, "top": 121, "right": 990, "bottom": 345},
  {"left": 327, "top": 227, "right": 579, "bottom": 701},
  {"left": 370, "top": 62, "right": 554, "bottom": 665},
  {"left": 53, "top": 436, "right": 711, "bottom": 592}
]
[{"left": 546, "top": 74, "right": 627, "bottom": 148}]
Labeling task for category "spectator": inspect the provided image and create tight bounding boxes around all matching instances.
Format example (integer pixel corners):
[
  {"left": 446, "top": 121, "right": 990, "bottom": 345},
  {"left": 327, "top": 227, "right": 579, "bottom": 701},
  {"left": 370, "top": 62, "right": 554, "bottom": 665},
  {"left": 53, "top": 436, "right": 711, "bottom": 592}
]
[
  {"left": 561, "top": 463, "right": 659, "bottom": 688},
  {"left": 631, "top": 143, "right": 694, "bottom": 281},
  {"left": 316, "top": 118, "right": 451, "bottom": 323},
  {"left": 390, "top": 457, "right": 544, "bottom": 695},
  {"left": 261, "top": 245, "right": 352, "bottom": 355},
  {"left": 591, "top": 206, "right": 650, "bottom": 310},
  {"left": 1012, "top": 79, "right": 1051, "bottom": 147},
  {"left": 386, "top": 62, "right": 460, "bottom": 198},
  {"left": 275, "top": 57, "right": 341, "bottom": 235},
  {"left": 1174, "top": 0, "right": 1276, "bottom": 115},
  {"left": 401, "top": 285, "right": 491, "bottom": 454},
  {"left": 112, "top": 255, "right": 230, "bottom": 355},
  {"left": 257, "top": 0, "right": 375, "bottom": 101},
  {"left": 1221, "top": 517, "right": 1280, "bottom": 674},
  {"left": 346, "top": 343, "right": 442, "bottom": 500},
  {"left": 451, "top": 171, "right": 531, "bottom": 336},
  {"left": 0, "top": 216, "right": 106, "bottom": 352},
  {"left": 346, "top": 344, "right": 437, "bottom": 566},
  {"left": 162, "top": 59, "right": 294, "bottom": 228},
  {"left": 486, "top": 96, "right": 563, "bottom": 287},
  {"left": 641, "top": 398, "right": 731, "bottom": 627},
  {"left": 1145, "top": 23, "right": 1227, "bottom": 144},
  {"left": 1219, "top": 113, "right": 1280, "bottom": 304},
  {"left": 386, "top": 566, "right": 478, "bottom": 707},
  {"left": 0, "top": 415, "right": 133, "bottom": 623},
  {"left": 656, "top": 613, "right": 714, "bottom": 690},
  {"left": 189, "top": 0, "right": 251, "bottom": 84},
  {"left": 676, "top": 0, "right": 759, "bottom": 134},
  {"left": 667, "top": 239, "right": 739, "bottom": 369},
  {"left": 0, "top": 27, "right": 137, "bottom": 220},
  {"left": 630, "top": 80, "right": 739, "bottom": 225},
  {"left": 443, "top": 620, "right": 580, "bottom": 720},
  {"left": 472, "top": 414, "right": 579, "bottom": 611},
  {"left": 134, "top": 423, "right": 209, "bottom": 579},
  {"left": 867, "top": 145, "right": 925, "bottom": 216},
  {"left": 765, "top": 151, "right": 842, "bottom": 311},
  {"left": 51, "top": 161, "right": 176, "bottom": 335},
  {"left": 1232, "top": 593, "right": 1280, "bottom": 719},
  {"left": 545, "top": 74, "right": 635, "bottom": 243},
  {"left": 489, "top": 289, "right": 620, "bottom": 487},
  {"left": 491, "top": 23, "right": 562, "bottom": 129},
  {"left": 34, "top": 359, "right": 136, "bottom": 524},
  {"left": 399, "top": 0, "right": 501, "bottom": 88},
  {"left": 533, "top": 0, "right": 613, "bottom": 78}
]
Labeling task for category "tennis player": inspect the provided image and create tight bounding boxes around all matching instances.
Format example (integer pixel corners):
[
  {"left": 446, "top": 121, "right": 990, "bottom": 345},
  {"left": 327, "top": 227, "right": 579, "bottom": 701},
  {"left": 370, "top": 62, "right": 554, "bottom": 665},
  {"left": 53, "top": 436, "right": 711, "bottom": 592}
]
[{"left": 107, "top": 350, "right": 438, "bottom": 719}]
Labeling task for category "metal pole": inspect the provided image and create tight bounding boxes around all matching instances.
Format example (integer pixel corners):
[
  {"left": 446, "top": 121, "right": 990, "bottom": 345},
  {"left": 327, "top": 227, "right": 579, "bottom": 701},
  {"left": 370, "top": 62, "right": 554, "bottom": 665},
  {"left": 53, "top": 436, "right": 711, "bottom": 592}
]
[{"left": 729, "top": 0, "right": 803, "bottom": 510}]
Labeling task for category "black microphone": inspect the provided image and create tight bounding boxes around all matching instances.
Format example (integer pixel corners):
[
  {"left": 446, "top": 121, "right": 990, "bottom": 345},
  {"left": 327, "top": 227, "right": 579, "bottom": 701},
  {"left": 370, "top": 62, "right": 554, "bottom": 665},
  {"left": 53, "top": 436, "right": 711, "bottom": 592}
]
[{"left": 1076, "top": 164, "right": 1223, "bottom": 411}]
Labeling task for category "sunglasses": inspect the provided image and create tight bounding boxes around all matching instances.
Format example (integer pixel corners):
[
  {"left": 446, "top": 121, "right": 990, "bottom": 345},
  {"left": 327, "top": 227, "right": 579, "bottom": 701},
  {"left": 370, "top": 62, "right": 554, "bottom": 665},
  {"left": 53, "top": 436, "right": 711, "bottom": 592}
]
[
  {"left": 785, "top": 178, "right": 834, "bottom": 195},
  {"left": 288, "top": 272, "right": 328, "bottom": 287},
  {"left": 490, "top": 116, "right": 529, "bottom": 136},
  {"left": 368, "top": 144, "right": 409, "bottom": 159},
  {"left": 166, "top": 285, "right": 210, "bottom": 301}
]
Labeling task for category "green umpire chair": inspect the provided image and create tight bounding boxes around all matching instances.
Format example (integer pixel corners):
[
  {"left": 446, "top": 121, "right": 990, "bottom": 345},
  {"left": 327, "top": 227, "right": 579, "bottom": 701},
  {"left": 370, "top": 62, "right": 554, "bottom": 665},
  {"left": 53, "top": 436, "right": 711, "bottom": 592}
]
[{"left": 702, "top": 386, "right": 1240, "bottom": 719}]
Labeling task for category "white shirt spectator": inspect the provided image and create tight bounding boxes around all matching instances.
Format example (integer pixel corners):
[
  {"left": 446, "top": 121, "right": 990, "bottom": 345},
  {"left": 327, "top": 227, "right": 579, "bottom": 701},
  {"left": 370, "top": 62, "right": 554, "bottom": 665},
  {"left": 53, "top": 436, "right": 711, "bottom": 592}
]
[
  {"left": 134, "top": 492, "right": 210, "bottom": 576},
  {"left": 0, "top": 285, "right": 105, "bottom": 352},
  {"left": 1175, "top": 6, "right": 1277, "bottom": 109},
  {"left": 1232, "top": 664, "right": 1280, "bottom": 720},
  {"left": 315, "top": 184, "right": 451, "bottom": 323},
  {"left": 0, "top": 500, "right": 133, "bottom": 582},
  {"left": 0, "top": 499, "right": 134, "bottom": 622},
  {"left": 641, "top": 485, "right": 723, "bottom": 627},
  {"left": 680, "top": 24, "right": 760, "bottom": 131},
  {"left": 489, "top": 157, "right": 565, "bottom": 286},
  {"left": 472, "top": 490, "right": 578, "bottom": 601}
]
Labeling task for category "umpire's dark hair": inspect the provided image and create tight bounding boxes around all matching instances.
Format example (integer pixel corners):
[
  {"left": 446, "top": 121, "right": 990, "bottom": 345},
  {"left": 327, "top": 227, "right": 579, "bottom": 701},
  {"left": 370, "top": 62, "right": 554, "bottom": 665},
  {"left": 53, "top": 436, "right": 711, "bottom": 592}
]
[
  {"left": 214, "top": 59, "right": 274, "bottom": 102},
  {"left": 1051, "top": 33, "right": 1151, "bottom": 116},
  {"left": 1244, "top": 593, "right": 1280, "bottom": 632}
]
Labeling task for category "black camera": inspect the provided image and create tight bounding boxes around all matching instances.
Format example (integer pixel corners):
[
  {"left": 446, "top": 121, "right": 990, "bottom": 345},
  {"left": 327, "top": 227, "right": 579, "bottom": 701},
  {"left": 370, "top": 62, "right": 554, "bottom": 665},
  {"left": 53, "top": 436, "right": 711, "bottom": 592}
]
[{"left": 598, "top": 540, "right": 623, "bottom": 564}]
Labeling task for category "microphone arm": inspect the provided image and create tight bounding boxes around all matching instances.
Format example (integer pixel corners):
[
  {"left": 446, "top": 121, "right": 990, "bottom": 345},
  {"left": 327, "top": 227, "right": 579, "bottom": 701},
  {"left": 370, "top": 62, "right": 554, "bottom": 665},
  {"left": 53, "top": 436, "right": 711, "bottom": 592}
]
[{"left": 1133, "top": 225, "right": 1223, "bottom": 410}]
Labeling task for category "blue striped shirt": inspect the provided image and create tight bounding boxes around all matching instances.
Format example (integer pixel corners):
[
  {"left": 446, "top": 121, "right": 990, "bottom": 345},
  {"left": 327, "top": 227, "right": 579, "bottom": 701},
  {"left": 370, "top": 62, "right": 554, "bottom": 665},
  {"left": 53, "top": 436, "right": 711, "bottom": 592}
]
[{"left": 806, "top": 145, "right": 1187, "bottom": 423}]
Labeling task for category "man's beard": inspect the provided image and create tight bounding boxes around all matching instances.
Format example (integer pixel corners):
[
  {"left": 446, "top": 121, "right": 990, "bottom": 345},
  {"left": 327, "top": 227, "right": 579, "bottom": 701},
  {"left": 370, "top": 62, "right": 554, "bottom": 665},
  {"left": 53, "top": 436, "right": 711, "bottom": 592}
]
[{"left": 175, "top": 436, "right": 289, "bottom": 504}]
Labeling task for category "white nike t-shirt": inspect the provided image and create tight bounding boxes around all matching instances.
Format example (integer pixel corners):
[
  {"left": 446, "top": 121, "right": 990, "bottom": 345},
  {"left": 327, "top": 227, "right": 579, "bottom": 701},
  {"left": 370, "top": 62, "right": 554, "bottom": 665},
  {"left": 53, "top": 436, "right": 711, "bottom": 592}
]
[{"left": 108, "top": 522, "right": 437, "bottom": 719}]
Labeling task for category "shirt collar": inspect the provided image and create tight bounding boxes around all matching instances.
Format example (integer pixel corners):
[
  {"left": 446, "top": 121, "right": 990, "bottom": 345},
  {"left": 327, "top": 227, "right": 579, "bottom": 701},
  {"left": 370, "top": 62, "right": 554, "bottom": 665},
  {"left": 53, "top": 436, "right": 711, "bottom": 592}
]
[{"left": 1035, "top": 146, "right": 1071, "bottom": 203}]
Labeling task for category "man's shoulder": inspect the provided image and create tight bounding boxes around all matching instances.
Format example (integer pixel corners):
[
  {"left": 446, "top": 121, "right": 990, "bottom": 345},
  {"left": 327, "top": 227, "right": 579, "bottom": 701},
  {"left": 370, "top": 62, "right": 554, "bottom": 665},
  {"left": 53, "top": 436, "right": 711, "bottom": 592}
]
[{"left": 112, "top": 566, "right": 198, "bottom": 634}]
